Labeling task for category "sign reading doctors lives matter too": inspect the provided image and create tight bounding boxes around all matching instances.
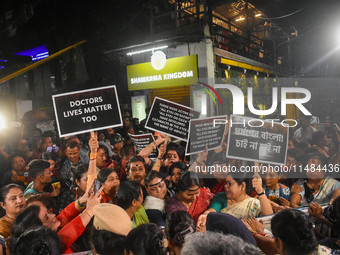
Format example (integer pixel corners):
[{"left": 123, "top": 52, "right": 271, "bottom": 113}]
[
  {"left": 186, "top": 116, "right": 228, "bottom": 155},
  {"left": 145, "top": 97, "right": 200, "bottom": 141},
  {"left": 226, "top": 115, "right": 289, "bottom": 165},
  {"left": 52, "top": 85, "right": 122, "bottom": 137}
]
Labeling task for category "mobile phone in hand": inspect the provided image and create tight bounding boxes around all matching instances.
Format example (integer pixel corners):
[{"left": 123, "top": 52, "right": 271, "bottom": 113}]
[{"left": 93, "top": 179, "right": 102, "bottom": 194}]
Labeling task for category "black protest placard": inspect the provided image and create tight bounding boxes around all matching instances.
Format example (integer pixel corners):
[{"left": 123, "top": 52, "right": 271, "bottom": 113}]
[
  {"left": 145, "top": 97, "right": 200, "bottom": 141},
  {"left": 52, "top": 85, "right": 122, "bottom": 137},
  {"left": 129, "top": 133, "right": 158, "bottom": 158},
  {"left": 186, "top": 116, "right": 227, "bottom": 155},
  {"left": 226, "top": 115, "right": 289, "bottom": 165}
]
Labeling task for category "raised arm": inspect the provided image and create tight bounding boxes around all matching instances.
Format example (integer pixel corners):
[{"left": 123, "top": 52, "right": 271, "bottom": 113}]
[
  {"left": 252, "top": 176, "right": 273, "bottom": 216},
  {"left": 138, "top": 133, "right": 167, "bottom": 159},
  {"left": 87, "top": 131, "right": 99, "bottom": 190}
]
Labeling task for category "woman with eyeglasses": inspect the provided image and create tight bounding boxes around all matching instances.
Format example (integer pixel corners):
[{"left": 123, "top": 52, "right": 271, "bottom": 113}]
[
  {"left": 290, "top": 152, "right": 340, "bottom": 208},
  {"left": 165, "top": 171, "right": 214, "bottom": 223},
  {"left": 144, "top": 170, "right": 168, "bottom": 227},
  {"left": 198, "top": 172, "right": 273, "bottom": 221}
]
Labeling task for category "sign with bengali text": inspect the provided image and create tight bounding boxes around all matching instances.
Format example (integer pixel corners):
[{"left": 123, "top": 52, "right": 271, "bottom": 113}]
[{"left": 226, "top": 115, "right": 289, "bottom": 165}]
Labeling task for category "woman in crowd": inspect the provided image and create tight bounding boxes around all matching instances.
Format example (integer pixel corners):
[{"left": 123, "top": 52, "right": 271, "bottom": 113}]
[
  {"left": 2, "top": 155, "right": 30, "bottom": 188},
  {"left": 290, "top": 152, "right": 340, "bottom": 207},
  {"left": 11, "top": 183, "right": 102, "bottom": 254},
  {"left": 271, "top": 209, "right": 317, "bottom": 255},
  {"left": 311, "top": 131, "right": 330, "bottom": 158},
  {"left": 262, "top": 166, "right": 291, "bottom": 211},
  {"left": 165, "top": 172, "right": 214, "bottom": 223},
  {"left": 125, "top": 223, "right": 166, "bottom": 255},
  {"left": 202, "top": 173, "right": 273, "bottom": 219},
  {"left": 91, "top": 203, "right": 131, "bottom": 255},
  {"left": 167, "top": 162, "right": 188, "bottom": 197},
  {"left": 116, "top": 180, "right": 149, "bottom": 228},
  {"left": 0, "top": 184, "right": 26, "bottom": 239},
  {"left": 58, "top": 163, "right": 88, "bottom": 211},
  {"left": 13, "top": 138, "right": 33, "bottom": 161},
  {"left": 165, "top": 211, "right": 195, "bottom": 255},
  {"left": 144, "top": 170, "right": 168, "bottom": 227},
  {"left": 13, "top": 226, "right": 61, "bottom": 255},
  {"left": 97, "top": 168, "right": 120, "bottom": 204},
  {"left": 126, "top": 156, "right": 148, "bottom": 201}
]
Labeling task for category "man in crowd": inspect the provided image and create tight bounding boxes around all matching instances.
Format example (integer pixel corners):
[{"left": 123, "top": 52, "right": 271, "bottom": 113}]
[{"left": 24, "top": 159, "right": 60, "bottom": 199}]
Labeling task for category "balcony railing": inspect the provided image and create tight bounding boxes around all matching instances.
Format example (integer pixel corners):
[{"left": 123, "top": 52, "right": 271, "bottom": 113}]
[{"left": 150, "top": 0, "right": 282, "bottom": 69}]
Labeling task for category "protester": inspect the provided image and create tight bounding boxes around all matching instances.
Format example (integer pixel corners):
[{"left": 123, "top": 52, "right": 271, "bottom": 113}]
[
  {"left": 24, "top": 159, "right": 60, "bottom": 200},
  {"left": 201, "top": 173, "right": 273, "bottom": 219},
  {"left": 15, "top": 183, "right": 102, "bottom": 254},
  {"left": 0, "top": 184, "right": 26, "bottom": 239},
  {"left": 293, "top": 115, "right": 317, "bottom": 142},
  {"left": 13, "top": 226, "right": 61, "bottom": 255},
  {"left": 97, "top": 168, "right": 120, "bottom": 204},
  {"left": 91, "top": 203, "right": 131, "bottom": 255},
  {"left": 144, "top": 170, "right": 167, "bottom": 227},
  {"left": 125, "top": 223, "right": 166, "bottom": 255},
  {"left": 2, "top": 155, "right": 29, "bottom": 188},
  {"left": 59, "top": 140, "right": 89, "bottom": 183},
  {"left": 165, "top": 172, "right": 213, "bottom": 223},
  {"left": 165, "top": 211, "right": 195, "bottom": 255},
  {"left": 271, "top": 209, "right": 318, "bottom": 255},
  {"left": 116, "top": 180, "right": 149, "bottom": 228},
  {"left": 167, "top": 162, "right": 188, "bottom": 197},
  {"left": 290, "top": 152, "right": 340, "bottom": 207},
  {"left": 109, "top": 133, "right": 124, "bottom": 161},
  {"left": 262, "top": 166, "right": 291, "bottom": 211},
  {"left": 58, "top": 163, "right": 88, "bottom": 211}
]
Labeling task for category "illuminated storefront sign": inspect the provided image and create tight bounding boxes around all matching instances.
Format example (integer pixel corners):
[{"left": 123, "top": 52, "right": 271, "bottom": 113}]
[{"left": 127, "top": 54, "right": 198, "bottom": 91}]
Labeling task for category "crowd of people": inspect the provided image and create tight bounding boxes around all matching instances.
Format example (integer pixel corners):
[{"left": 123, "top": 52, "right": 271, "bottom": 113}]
[{"left": 0, "top": 112, "right": 340, "bottom": 255}]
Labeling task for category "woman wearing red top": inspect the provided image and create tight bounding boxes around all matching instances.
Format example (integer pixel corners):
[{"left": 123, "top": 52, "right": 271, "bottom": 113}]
[
  {"left": 10, "top": 183, "right": 102, "bottom": 254},
  {"left": 165, "top": 172, "right": 214, "bottom": 223},
  {"left": 97, "top": 168, "right": 120, "bottom": 204}
]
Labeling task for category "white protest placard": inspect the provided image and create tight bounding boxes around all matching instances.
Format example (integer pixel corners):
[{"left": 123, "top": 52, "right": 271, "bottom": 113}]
[
  {"left": 145, "top": 97, "right": 200, "bottom": 141},
  {"left": 52, "top": 85, "right": 122, "bottom": 137}
]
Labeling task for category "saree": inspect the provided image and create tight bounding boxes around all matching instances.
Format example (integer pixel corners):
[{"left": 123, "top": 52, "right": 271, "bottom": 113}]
[{"left": 220, "top": 197, "right": 261, "bottom": 219}]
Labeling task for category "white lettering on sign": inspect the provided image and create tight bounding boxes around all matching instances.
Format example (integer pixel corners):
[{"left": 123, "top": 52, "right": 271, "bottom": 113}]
[
  {"left": 131, "top": 75, "right": 162, "bottom": 84},
  {"left": 130, "top": 71, "right": 194, "bottom": 84}
]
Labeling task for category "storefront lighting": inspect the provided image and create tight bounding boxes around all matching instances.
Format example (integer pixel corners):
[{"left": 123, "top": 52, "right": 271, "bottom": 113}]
[
  {"left": 127, "top": 46, "right": 168, "bottom": 56},
  {"left": 235, "top": 17, "right": 245, "bottom": 22},
  {"left": 255, "top": 13, "right": 261, "bottom": 17},
  {"left": 0, "top": 114, "right": 7, "bottom": 131}
]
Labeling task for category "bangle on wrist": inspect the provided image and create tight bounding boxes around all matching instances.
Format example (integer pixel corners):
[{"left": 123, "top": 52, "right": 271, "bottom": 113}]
[
  {"left": 157, "top": 157, "right": 163, "bottom": 160},
  {"left": 84, "top": 210, "right": 92, "bottom": 218},
  {"left": 151, "top": 142, "right": 156, "bottom": 150},
  {"left": 257, "top": 191, "right": 265, "bottom": 196},
  {"left": 90, "top": 158, "right": 96, "bottom": 161},
  {"left": 77, "top": 198, "right": 86, "bottom": 208},
  {"left": 90, "top": 153, "right": 97, "bottom": 158}
]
